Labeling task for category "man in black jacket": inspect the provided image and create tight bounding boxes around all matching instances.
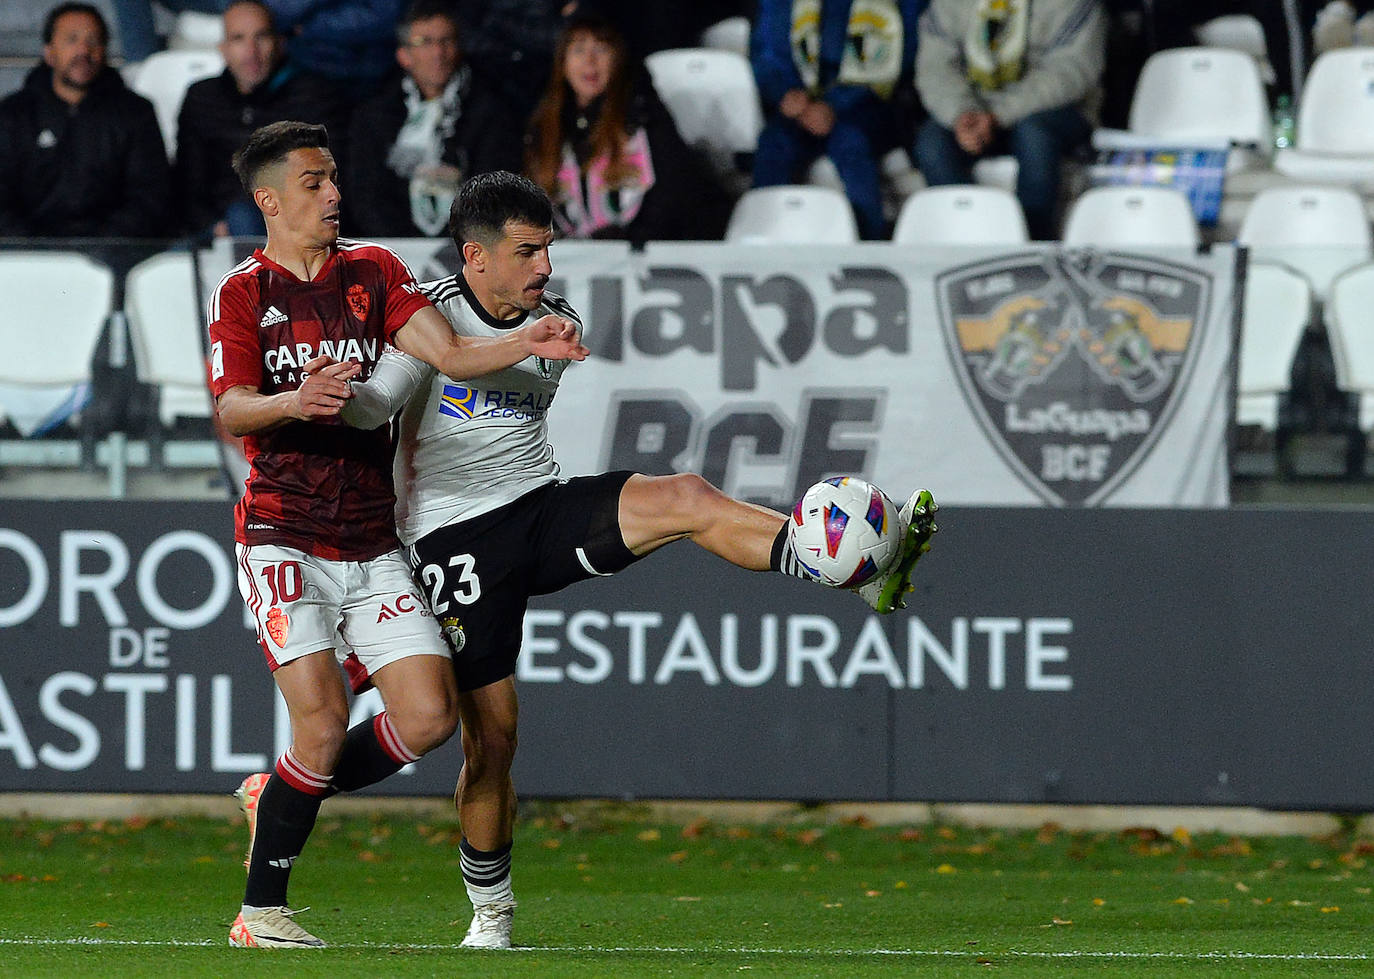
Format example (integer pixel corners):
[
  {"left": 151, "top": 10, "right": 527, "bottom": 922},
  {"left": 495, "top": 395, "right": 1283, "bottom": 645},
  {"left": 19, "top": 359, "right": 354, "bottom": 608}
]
[
  {"left": 347, "top": 0, "right": 522, "bottom": 238},
  {"left": 175, "top": 0, "right": 347, "bottom": 237},
  {"left": 0, "top": 2, "right": 173, "bottom": 237}
]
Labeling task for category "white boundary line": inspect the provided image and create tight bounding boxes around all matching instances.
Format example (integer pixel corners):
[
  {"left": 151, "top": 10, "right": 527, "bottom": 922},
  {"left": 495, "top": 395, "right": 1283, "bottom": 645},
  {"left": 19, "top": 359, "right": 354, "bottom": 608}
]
[{"left": 0, "top": 938, "right": 1367, "bottom": 960}]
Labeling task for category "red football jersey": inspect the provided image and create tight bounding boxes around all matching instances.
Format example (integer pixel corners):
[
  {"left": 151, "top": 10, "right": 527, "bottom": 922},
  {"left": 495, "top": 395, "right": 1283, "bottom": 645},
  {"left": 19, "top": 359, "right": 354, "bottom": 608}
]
[{"left": 208, "top": 239, "right": 431, "bottom": 560}]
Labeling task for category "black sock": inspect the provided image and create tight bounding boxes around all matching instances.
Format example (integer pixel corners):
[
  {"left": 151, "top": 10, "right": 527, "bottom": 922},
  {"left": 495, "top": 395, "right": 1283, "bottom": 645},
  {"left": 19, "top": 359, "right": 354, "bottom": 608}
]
[
  {"left": 329, "top": 713, "right": 412, "bottom": 795},
  {"left": 460, "top": 837, "right": 513, "bottom": 901},
  {"left": 243, "top": 773, "right": 325, "bottom": 908}
]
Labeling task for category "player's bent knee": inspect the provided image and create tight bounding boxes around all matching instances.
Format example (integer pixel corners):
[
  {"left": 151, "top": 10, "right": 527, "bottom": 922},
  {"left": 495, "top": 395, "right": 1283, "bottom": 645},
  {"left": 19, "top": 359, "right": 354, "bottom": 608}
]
[
  {"left": 392, "top": 700, "right": 459, "bottom": 756},
  {"left": 654, "top": 472, "right": 721, "bottom": 517}
]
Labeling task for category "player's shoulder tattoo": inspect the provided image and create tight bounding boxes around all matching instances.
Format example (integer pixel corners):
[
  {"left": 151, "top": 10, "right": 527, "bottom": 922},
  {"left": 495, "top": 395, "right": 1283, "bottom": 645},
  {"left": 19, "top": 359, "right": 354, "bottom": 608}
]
[{"left": 542, "top": 290, "right": 582, "bottom": 327}]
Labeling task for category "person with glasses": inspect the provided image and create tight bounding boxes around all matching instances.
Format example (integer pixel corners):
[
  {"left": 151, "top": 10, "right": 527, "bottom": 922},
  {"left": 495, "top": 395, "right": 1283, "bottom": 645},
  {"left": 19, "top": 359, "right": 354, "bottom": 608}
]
[{"left": 347, "top": 0, "right": 522, "bottom": 238}]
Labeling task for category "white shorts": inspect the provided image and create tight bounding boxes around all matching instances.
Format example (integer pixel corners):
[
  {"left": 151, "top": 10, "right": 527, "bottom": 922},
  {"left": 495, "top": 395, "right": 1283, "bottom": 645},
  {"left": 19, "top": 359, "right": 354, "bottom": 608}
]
[{"left": 235, "top": 543, "right": 449, "bottom": 692}]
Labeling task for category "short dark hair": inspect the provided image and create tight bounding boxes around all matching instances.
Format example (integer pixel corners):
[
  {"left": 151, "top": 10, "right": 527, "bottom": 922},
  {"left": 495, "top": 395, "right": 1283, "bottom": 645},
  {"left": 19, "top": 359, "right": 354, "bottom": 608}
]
[
  {"left": 43, "top": 2, "right": 108, "bottom": 45},
  {"left": 396, "top": 0, "right": 458, "bottom": 44},
  {"left": 450, "top": 171, "right": 553, "bottom": 248},
  {"left": 231, "top": 120, "right": 330, "bottom": 195}
]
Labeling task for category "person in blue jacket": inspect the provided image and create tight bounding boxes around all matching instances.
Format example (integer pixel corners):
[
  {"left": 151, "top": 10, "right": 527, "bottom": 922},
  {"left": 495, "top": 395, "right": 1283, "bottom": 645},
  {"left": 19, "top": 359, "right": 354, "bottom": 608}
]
[
  {"left": 263, "top": 0, "right": 405, "bottom": 91},
  {"left": 750, "top": 0, "right": 925, "bottom": 240}
]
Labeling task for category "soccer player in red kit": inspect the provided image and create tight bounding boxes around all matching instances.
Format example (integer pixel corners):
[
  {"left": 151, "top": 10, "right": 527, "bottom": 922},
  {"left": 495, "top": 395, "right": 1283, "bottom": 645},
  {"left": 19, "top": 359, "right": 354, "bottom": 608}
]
[{"left": 207, "top": 120, "right": 587, "bottom": 949}]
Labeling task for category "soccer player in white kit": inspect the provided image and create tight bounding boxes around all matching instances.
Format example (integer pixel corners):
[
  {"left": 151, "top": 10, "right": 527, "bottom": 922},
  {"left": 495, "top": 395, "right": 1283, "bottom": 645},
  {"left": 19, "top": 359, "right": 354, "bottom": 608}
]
[{"left": 340, "top": 171, "right": 937, "bottom": 948}]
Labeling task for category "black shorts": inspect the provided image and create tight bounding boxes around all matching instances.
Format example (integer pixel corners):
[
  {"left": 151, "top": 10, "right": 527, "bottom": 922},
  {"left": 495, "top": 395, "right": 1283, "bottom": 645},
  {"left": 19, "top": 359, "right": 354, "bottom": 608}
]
[{"left": 406, "top": 472, "right": 640, "bottom": 691}]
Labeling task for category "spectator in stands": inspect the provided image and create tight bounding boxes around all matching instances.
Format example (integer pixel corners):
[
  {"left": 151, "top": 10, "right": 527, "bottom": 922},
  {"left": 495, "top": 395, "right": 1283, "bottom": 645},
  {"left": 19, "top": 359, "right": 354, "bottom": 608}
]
[
  {"left": 263, "top": 0, "right": 406, "bottom": 91},
  {"left": 0, "top": 2, "right": 173, "bottom": 237},
  {"left": 525, "top": 13, "right": 731, "bottom": 243},
  {"left": 111, "top": 0, "right": 228, "bottom": 63},
  {"left": 347, "top": 0, "right": 520, "bottom": 238},
  {"left": 913, "top": 0, "right": 1107, "bottom": 241},
  {"left": 175, "top": 0, "right": 346, "bottom": 238},
  {"left": 750, "top": 0, "right": 925, "bottom": 241}
]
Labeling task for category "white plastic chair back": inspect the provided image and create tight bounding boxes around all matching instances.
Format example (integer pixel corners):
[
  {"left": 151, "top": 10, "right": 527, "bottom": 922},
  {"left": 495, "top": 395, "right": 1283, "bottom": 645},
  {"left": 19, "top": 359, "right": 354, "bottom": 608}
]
[
  {"left": 1061, "top": 186, "right": 1200, "bottom": 248},
  {"left": 127, "top": 49, "right": 225, "bottom": 159},
  {"left": 1129, "top": 47, "right": 1270, "bottom": 148},
  {"left": 1238, "top": 185, "right": 1373, "bottom": 297},
  {"left": 1325, "top": 262, "right": 1374, "bottom": 428},
  {"left": 124, "top": 251, "right": 214, "bottom": 426},
  {"left": 1237, "top": 262, "right": 1311, "bottom": 428},
  {"left": 725, "top": 186, "right": 859, "bottom": 244},
  {"left": 892, "top": 186, "right": 1029, "bottom": 245},
  {"left": 1296, "top": 48, "right": 1374, "bottom": 154},
  {"left": 644, "top": 48, "right": 761, "bottom": 156}
]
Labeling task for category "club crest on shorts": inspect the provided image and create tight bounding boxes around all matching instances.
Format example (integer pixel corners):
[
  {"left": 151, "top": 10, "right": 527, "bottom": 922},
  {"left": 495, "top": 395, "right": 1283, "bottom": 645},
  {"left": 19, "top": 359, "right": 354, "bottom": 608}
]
[
  {"left": 935, "top": 249, "right": 1211, "bottom": 505},
  {"left": 439, "top": 615, "right": 466, "bottom": 654},
  {"left": 265, "top": 606, "right": 290, "bottom": 648},
  {"left": 346, "top": 283, "right": 371, "bottom": 322}
]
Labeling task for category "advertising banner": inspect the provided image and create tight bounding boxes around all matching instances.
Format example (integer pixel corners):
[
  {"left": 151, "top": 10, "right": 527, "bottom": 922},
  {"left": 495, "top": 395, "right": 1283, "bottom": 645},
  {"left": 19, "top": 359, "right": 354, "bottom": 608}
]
[
  {"left": 204, "top": 239, "right": 1240, "bottom": 508},
  {"left": 2, "top": 501, "right": 1371, "bottom": 810}
]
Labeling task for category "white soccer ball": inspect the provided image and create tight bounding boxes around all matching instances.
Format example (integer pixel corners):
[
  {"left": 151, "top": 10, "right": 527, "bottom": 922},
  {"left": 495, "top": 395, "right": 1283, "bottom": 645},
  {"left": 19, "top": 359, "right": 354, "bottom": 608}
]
[{"left": 787, "top": 476, "right": 901, "bottom": 588}]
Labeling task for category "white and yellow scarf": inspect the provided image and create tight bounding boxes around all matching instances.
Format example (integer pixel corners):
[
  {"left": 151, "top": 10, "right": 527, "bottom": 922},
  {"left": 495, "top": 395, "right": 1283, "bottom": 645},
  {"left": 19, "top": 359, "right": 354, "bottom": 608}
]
[{"left": 965, "top": 0, "right": 1029, "bottom": 92}]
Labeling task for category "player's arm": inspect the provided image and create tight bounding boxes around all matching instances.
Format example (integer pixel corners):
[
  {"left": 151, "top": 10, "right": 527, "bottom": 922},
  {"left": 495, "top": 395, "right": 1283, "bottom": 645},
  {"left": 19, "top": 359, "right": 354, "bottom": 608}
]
[
  {"left": 217, "top": 356, "right": 361, "bottom": 437},
  {"left": 340, "top": 347, "right": 431, "bottom": 429},
  {"left": 391, "top": 304, "right": 588, "bottom": 381}
]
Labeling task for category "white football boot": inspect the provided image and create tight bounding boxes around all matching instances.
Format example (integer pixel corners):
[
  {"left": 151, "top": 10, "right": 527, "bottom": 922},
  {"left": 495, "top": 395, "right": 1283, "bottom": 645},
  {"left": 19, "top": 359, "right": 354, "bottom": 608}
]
[
  {"left": 460, "top": 900, "right": 516, "bottom": 949},
  {"left": 229, "top": 906, "right": 326, "bottom": 948}
]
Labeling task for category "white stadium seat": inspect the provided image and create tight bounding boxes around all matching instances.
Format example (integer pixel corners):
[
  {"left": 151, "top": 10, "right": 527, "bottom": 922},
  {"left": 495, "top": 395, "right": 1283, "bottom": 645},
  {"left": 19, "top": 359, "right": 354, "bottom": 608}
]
[
  {"left": 1237, "top": 263, "right": 1312, "bottom": 430},
  {"left": 698, "top": 16, "right": 751, "bottom": 57},
  {"left": 1324, "top": 262, "right": 1374, "bottom": 430},
  {"left": 1061, "top": 186, "right": 1200, "bottom": 248},
  {"left": 0, "top": 251, "right": 112, "bottom": 455},
  {"left": 0, "top": 251, "right": 113, "bottom": 388},
  {"left": 725, "top": 185, "right": 859, "bottom": 244},
  {"left": 124, "top": 250, "right": 214, "bottom": 429},
  {"left": 126, "top": 49, "right": 225, "bottom": 159},
  {"left": 644, "top": 47, "right": 761, "bottom": 166},
  {"left": 1237, "top": 185, "right": 1373, "bottom": 298},
  {"left": 1127, "top": 47, "right": 1270, "bottom": 153},
  {"left": 1274, "top": 48, "right": 1374, "bottom": 184},
  {"left": 1192, "top": 14, "right": 1274, "bottom": 84},
  {"left": 891, "top": 185, "right": 1029, "bottom": 245}
]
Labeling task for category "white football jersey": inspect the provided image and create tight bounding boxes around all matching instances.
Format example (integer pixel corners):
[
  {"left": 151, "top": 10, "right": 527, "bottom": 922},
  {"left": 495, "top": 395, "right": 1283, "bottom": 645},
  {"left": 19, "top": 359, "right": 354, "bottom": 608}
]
[{"left": 349, "top": 271, "right": 581, "bottom": 546}]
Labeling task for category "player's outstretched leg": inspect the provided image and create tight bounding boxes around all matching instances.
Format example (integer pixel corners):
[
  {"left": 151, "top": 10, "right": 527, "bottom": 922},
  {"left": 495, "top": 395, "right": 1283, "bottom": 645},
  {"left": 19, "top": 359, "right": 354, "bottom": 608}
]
[{"left": 856, "top": 489, "right": 938, "bottom": 614}]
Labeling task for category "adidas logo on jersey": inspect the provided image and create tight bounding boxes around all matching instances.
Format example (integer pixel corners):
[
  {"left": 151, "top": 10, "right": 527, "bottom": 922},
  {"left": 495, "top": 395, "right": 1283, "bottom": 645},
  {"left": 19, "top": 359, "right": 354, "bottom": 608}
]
[{"left": 259, "top": 305, "right": 288, "bottom": 328}]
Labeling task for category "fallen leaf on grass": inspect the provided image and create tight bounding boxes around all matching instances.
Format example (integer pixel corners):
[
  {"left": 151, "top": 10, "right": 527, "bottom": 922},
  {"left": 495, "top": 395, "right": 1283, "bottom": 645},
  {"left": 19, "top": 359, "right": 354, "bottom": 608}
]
[
  {"left": 680, "top": 819, "right": 709, "bottom": 840},
  {"left": 1092, "top": 898, "right": 1105, "bottom": 906},
  {"left": 1321, "top": 906, "right": 1341, "bottom": 913},
  {"left": 935, "top": 864, "right": 957, "bottom": 875},
  {"left": 865, "top": 890, "right": 881, "bottom": 897},
  {"left": 637, "top": 829, "right": 661, "bottom": 842},
  {"left": 668, "top": 850, "right": 688, "bottom": 864},
  {"left": 1173, "top": 897, "right": 1194, "bottom": 905},
  {"left": 674, "top": 896, "right": 701, "bottom": 902}
]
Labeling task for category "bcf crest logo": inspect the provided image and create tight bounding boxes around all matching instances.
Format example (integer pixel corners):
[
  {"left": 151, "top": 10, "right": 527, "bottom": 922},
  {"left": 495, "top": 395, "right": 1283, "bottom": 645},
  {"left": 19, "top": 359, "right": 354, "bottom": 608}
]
[{"left": 935, "top": 250, "right": 1211, "bottom": 505}]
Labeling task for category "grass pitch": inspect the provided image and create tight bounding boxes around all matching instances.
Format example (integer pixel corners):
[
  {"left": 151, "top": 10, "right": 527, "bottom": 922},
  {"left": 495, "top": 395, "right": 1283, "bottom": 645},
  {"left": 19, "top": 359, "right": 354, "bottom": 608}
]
[{"left": 2, "top": 804, "right": 1373, "bottom": 976}]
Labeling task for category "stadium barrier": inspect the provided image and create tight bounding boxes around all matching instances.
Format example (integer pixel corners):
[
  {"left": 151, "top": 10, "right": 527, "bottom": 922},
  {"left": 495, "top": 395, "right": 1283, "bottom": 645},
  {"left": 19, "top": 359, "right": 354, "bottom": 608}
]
[{"left": 1, "top": 500, "right": 1368, "bottom": 810}]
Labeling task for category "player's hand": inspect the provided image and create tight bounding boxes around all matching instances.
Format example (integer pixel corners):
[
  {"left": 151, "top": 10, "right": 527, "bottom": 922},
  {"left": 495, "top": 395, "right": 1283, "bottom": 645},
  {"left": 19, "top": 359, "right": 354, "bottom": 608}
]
[
  {"left": 521, "top": 314, "right": 590, "bottom": 362},
  {"left": 293, "top": 353, "right": 360, "bottom": 419}
]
